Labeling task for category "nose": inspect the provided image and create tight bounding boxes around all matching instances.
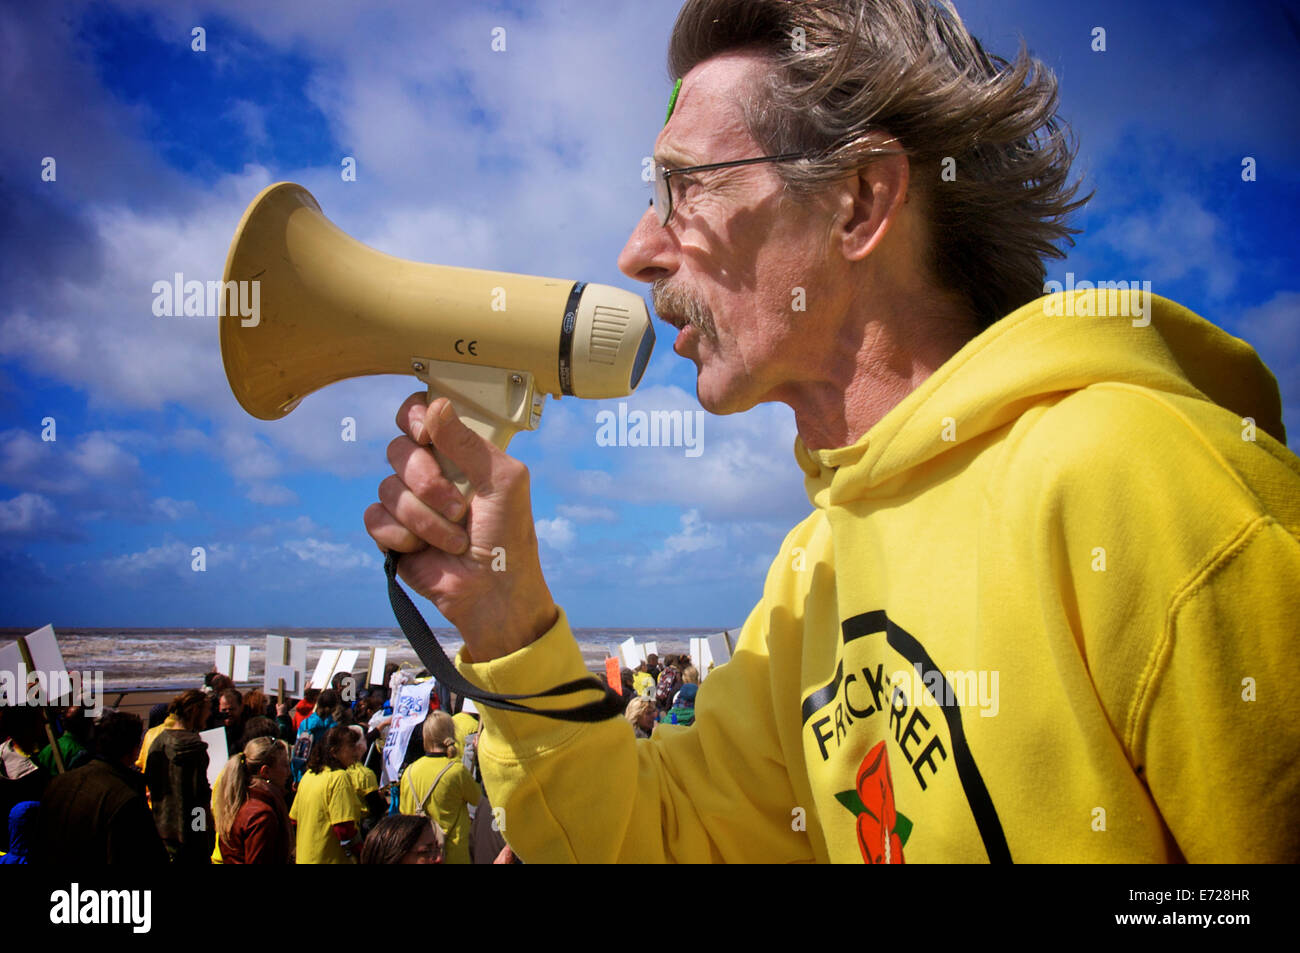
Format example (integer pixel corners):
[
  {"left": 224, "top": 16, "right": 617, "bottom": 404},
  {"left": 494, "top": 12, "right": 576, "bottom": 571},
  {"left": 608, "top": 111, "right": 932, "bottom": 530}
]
[{"left": 617, "top": 201, "right": 675, "bottom": 284}]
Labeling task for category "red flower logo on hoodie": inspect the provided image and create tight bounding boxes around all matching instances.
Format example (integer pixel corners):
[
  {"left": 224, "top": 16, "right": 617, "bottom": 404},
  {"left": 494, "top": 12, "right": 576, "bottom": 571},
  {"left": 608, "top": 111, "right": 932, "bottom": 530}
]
[{"left": 837, "top": 740, "right": 907, "bottom": 864}]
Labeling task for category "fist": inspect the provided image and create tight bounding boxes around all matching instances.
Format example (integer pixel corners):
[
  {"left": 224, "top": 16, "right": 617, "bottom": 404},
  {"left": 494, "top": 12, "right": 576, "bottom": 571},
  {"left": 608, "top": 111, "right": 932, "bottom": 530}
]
[{"left": 363, "top": 393, "right": 558, "bottom": 661}]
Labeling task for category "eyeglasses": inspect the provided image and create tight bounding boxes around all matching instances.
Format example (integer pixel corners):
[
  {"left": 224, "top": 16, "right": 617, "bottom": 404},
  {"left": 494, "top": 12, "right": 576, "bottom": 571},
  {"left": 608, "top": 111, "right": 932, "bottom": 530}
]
[
  {"left": 650, "top": 153, "right": 807, "bottom": 226},
  {"left": 649, "top": 143, "right": 907, "bottom": 227}
]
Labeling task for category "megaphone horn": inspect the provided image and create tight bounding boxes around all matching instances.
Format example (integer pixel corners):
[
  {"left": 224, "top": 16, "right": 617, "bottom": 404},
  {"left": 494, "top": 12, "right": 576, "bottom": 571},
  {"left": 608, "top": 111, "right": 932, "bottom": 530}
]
[{"left": 220, "top": 182, "right": 655, "bottom": 496}]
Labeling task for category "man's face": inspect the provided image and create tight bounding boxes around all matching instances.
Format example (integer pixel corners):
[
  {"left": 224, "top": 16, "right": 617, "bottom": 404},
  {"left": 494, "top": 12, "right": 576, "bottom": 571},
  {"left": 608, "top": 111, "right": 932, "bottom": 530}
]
[
  {"left": 219, "top": 695, "right": 239, "bottom": 720},
  {"left": 618, "top": 53, "right": 842, "bottom": 415}
]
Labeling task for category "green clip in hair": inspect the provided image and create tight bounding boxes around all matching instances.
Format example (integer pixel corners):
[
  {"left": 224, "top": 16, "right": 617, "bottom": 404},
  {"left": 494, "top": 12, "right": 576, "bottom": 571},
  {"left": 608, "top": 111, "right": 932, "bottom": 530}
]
[{"left": 664, "top": 78, "right": 682, "bottom": 126}]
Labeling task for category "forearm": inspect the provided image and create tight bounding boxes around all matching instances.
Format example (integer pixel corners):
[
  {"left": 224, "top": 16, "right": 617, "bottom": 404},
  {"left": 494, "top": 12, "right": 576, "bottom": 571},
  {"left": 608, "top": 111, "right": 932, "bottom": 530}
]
[{"left": 458, "top": 607, "right": 811, "bottom": 864}]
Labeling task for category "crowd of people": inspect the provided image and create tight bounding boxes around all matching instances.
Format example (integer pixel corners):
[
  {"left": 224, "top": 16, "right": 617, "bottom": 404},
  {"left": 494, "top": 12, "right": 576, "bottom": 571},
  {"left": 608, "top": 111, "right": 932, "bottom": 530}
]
[
  {"left": 0, "top": 649, "right": 702, "bottom": 864},
  {"left": 619, "top": 654, "right": 701, "bottom": 734}
]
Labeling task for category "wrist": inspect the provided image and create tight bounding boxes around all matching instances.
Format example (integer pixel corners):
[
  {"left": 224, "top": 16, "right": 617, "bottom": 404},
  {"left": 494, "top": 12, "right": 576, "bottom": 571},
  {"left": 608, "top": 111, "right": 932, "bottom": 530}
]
[{"left": 460, "top": 600, "right": 558, "bottom": 662}]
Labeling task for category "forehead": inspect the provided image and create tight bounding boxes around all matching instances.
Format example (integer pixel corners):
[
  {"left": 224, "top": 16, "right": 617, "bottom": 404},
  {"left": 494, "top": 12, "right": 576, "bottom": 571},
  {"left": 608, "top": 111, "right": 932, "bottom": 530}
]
[{"left": 655, "top": 53, "right": 766, "bottom": 164}]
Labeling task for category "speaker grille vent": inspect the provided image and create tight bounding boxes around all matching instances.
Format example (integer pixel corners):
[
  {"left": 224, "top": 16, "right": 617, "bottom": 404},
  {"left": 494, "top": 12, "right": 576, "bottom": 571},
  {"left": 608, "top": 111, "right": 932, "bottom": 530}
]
[{"left": 589, "top": 305, "right": 629, "bottom": 366}]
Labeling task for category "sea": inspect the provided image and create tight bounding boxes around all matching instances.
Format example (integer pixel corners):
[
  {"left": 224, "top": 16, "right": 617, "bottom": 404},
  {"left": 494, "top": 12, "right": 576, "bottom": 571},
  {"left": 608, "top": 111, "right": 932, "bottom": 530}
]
[{"left": 0, "top": 626, "right": 729, "bottom": 692}]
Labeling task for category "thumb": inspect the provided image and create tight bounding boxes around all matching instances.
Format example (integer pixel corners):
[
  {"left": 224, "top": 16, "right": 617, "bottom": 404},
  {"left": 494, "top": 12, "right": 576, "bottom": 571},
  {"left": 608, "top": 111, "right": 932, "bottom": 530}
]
[{"left": 423, "top": 398, "right": 499, "bottom": 491}]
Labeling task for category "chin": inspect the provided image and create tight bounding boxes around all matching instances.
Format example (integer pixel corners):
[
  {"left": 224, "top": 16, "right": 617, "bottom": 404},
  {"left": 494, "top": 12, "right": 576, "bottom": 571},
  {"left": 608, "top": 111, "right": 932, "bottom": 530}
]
[{"left": 694, "top": 379, "right": 755, "bottom": 417}]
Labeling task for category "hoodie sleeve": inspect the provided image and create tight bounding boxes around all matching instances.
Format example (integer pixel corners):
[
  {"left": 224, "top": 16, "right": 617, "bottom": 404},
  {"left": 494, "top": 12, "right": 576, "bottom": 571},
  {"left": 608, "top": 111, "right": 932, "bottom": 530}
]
[
  {"left": 456, "top": 606, "right": 813, "bottom": 863},
  {"left": 1130, "top": 515, "right": 1300, "bottom": 862}
]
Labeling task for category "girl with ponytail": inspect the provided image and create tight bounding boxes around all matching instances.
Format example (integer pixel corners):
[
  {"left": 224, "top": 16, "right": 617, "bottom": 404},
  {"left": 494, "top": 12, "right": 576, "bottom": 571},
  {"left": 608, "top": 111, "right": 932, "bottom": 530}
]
[
  {"left": 397, "top": 711, "right": 480, "bottom": 864},
  {"left": 216, "top": 736, "right": 292, "bottom": 864}
]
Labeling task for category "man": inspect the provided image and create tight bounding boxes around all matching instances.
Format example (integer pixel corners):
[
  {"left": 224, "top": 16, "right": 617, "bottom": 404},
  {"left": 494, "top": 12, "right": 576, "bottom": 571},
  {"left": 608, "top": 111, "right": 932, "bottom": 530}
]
[
  {"left": 39, "top": 710, "right": 169, "bottom": 864},
  {"left": 216, "top": 688, "right": 244, "bottom": 756},
  {"left": 365, "top": 0, "right": 1300, "bottom": 862}
]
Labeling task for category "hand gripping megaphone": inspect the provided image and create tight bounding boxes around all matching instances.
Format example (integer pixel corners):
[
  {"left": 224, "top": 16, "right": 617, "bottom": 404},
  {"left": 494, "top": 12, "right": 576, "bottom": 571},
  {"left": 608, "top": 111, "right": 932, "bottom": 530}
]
[{"left": 220, "top": 182, "right": 655, "bottom": 496}]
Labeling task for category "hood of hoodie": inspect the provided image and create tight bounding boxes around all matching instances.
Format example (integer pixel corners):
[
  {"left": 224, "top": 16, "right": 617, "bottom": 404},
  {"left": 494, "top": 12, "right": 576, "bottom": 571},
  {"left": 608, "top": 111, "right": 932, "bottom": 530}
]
[
  {"left": 796, "top": 292, "right": 1284, "bottom": 506},
  {"left": 1, "top": 800, "right": 38, "bottom": 860},
  {"left": 158, "top": 728, "right": 209, "bottom": 763}
]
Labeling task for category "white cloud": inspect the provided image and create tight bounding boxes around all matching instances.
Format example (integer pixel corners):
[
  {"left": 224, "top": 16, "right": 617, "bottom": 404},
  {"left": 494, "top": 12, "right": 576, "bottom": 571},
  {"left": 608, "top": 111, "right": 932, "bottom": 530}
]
[
  {"left": 1100, "top": 194, "right": 1238, "bottom": 300},
  {"left": 1235, "top": 291, "right": 1300, "bottom": 444},
  {"left": 536, "top": 516, "right": 576, "bottom": 551},
  {"left": 246, "top": 483, "right": 299, "bottom": 506},
  {"left": 0, "top": 428, "right": 145, "bottom": 496},
  {"left": 246, "top": 515, "right": 325, "bottom": 540},
  {"left": 0, "top": 492, "right": 57, "bottom": 535},
  {"left": 1236, "top": 292, "right": 1300, "bottom": 373},
  {"left": 76, "top": 431, "right": 143, "bottom": 480},
  {"left": 283, "top": 537, "right": 375, "bottom": 571},
  {"left": 556, "top": 503, "right": 617, "bottom": 524},
  {"left": 218, "top": 429, "right": 281, "bottom": 482},
  {"left": 150, "top": 497, "right": 199, "bottom": 521},
  {"left": 631, "top": 509, "right": 733, "bottom": 577},
  {"left": 96, "top": 540, "right": 235, "bottom": 580},
  {"left": 664, "top": 510, "right": 723, "bottom": 554},
  {"left": 0, "top": 165, "right": 276, "bottom": 412}
]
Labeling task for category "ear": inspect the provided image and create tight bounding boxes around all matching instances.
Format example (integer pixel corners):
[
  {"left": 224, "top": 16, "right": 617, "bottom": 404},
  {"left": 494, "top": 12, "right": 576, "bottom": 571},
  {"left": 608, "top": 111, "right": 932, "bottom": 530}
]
[{"left": 830, "top": 148, "right": 911, "bottom": 264}]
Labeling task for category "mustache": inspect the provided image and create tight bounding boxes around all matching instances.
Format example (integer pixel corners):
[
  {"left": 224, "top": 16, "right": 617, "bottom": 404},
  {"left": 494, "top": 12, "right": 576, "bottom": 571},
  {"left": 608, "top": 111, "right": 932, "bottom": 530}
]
[{"left": 651, "top": 280, "right": 716, "bottom": 338}]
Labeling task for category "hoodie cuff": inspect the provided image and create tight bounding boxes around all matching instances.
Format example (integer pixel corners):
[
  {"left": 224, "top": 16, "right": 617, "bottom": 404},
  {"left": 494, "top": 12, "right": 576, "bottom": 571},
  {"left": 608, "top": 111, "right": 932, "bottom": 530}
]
[{"left": 453, "top": 607, "right": 603, "bottom": 754}]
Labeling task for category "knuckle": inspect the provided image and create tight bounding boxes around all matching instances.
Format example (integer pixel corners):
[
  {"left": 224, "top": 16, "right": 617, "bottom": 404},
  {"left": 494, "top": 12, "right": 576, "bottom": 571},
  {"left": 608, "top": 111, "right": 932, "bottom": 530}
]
[
  {"left": 410, "top": 464, "right": 450, "bottom": 505},
  {"left": 396, "top": 393, "right": 425, "bottom": 428},
  {"left": 451, "top": 420, "right": 479, "bottom": 452},
  {"left": 503, "top": 457, "right": 530, "bottom": 488},
  {"left": 386, "top": 435, "right": 408, "bottom": 466},
  {"left": 378, "top": 474, "right": 407, "bottom": 511}
]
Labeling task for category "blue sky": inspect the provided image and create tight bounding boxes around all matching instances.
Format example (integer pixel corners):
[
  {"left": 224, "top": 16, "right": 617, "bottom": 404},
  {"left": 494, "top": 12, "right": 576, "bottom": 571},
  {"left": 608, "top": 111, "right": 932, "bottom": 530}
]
[{"left": 1, "top": 0, "right": 1297, "bottom": 628}]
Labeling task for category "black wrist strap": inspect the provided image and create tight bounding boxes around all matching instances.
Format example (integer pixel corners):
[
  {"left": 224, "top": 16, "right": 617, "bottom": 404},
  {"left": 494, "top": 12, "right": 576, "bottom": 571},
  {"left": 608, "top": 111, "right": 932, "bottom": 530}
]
[{"left": 383, "top": 551, "right": 625, "bottom": 722}]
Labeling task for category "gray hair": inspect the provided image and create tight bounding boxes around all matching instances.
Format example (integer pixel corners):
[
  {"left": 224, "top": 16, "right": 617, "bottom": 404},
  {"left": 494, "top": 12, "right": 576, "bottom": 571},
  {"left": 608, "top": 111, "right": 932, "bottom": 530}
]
[{"left": 668, "top": 0, "right": 1091, "bottom": 330}]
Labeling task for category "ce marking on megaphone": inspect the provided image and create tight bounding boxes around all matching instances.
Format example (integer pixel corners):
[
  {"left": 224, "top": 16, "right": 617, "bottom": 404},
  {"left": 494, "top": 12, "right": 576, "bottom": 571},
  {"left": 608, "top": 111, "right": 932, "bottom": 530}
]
[{"left": 454, "top": 338, "right": 479, "bottom": 357}]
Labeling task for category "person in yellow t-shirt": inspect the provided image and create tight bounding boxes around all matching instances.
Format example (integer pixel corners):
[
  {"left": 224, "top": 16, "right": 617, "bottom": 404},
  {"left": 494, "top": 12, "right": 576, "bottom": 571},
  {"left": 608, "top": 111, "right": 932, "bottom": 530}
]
[
  {"left": 290, "top": 725, "right": 363, "bottom": 864},
  {"left": 399, "top": 711, "right": 479, "bottom": 865},
  {"left": 450, "top": 707, "right": 479, "bottom": 751},
  {"left": 632, "top": 665, "right": 656, "bottom": 699},
  {"left": 344, "top": 725, "right": 383, "bottom": 825}
]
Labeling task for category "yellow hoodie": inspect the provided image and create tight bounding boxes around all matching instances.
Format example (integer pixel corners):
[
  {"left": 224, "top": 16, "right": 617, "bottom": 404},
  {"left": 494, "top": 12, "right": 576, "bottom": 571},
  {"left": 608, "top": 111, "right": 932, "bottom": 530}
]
[{"left": 457, "top": 292, "right": 1300, "bottom": 863}]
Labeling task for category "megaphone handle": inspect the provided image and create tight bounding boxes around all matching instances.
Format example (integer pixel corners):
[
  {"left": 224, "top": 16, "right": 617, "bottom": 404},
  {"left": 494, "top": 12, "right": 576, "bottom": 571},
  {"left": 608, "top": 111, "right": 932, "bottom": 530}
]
[{"left": 424, "top": 388, "right": 519, "bottom": 513}]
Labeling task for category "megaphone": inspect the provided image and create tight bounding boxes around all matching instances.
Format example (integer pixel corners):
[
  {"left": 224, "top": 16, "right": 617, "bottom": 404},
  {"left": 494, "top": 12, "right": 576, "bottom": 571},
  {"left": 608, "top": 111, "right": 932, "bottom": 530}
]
[{"left": 220, "top": 182, "right": 655, "bottom": 496}]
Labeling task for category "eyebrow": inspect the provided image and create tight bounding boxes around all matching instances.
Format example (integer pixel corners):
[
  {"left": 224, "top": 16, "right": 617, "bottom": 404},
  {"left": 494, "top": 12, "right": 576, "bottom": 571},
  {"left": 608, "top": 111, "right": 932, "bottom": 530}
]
[{"left": 654, "top": 144, "right": 703, "bottom": 168}]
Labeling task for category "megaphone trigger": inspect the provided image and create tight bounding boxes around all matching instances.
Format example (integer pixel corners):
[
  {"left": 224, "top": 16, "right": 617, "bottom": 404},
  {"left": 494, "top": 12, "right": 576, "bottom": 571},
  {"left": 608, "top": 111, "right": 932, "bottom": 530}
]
[{"left": 412, "top": 357, "right": 544, "bottom": 505}]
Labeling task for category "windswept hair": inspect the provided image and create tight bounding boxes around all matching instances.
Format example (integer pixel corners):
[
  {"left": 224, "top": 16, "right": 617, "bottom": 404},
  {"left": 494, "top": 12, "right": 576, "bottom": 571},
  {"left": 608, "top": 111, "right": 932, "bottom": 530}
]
[{"left": 668, "top": 0, "right": 1091, "bottom": 329}]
